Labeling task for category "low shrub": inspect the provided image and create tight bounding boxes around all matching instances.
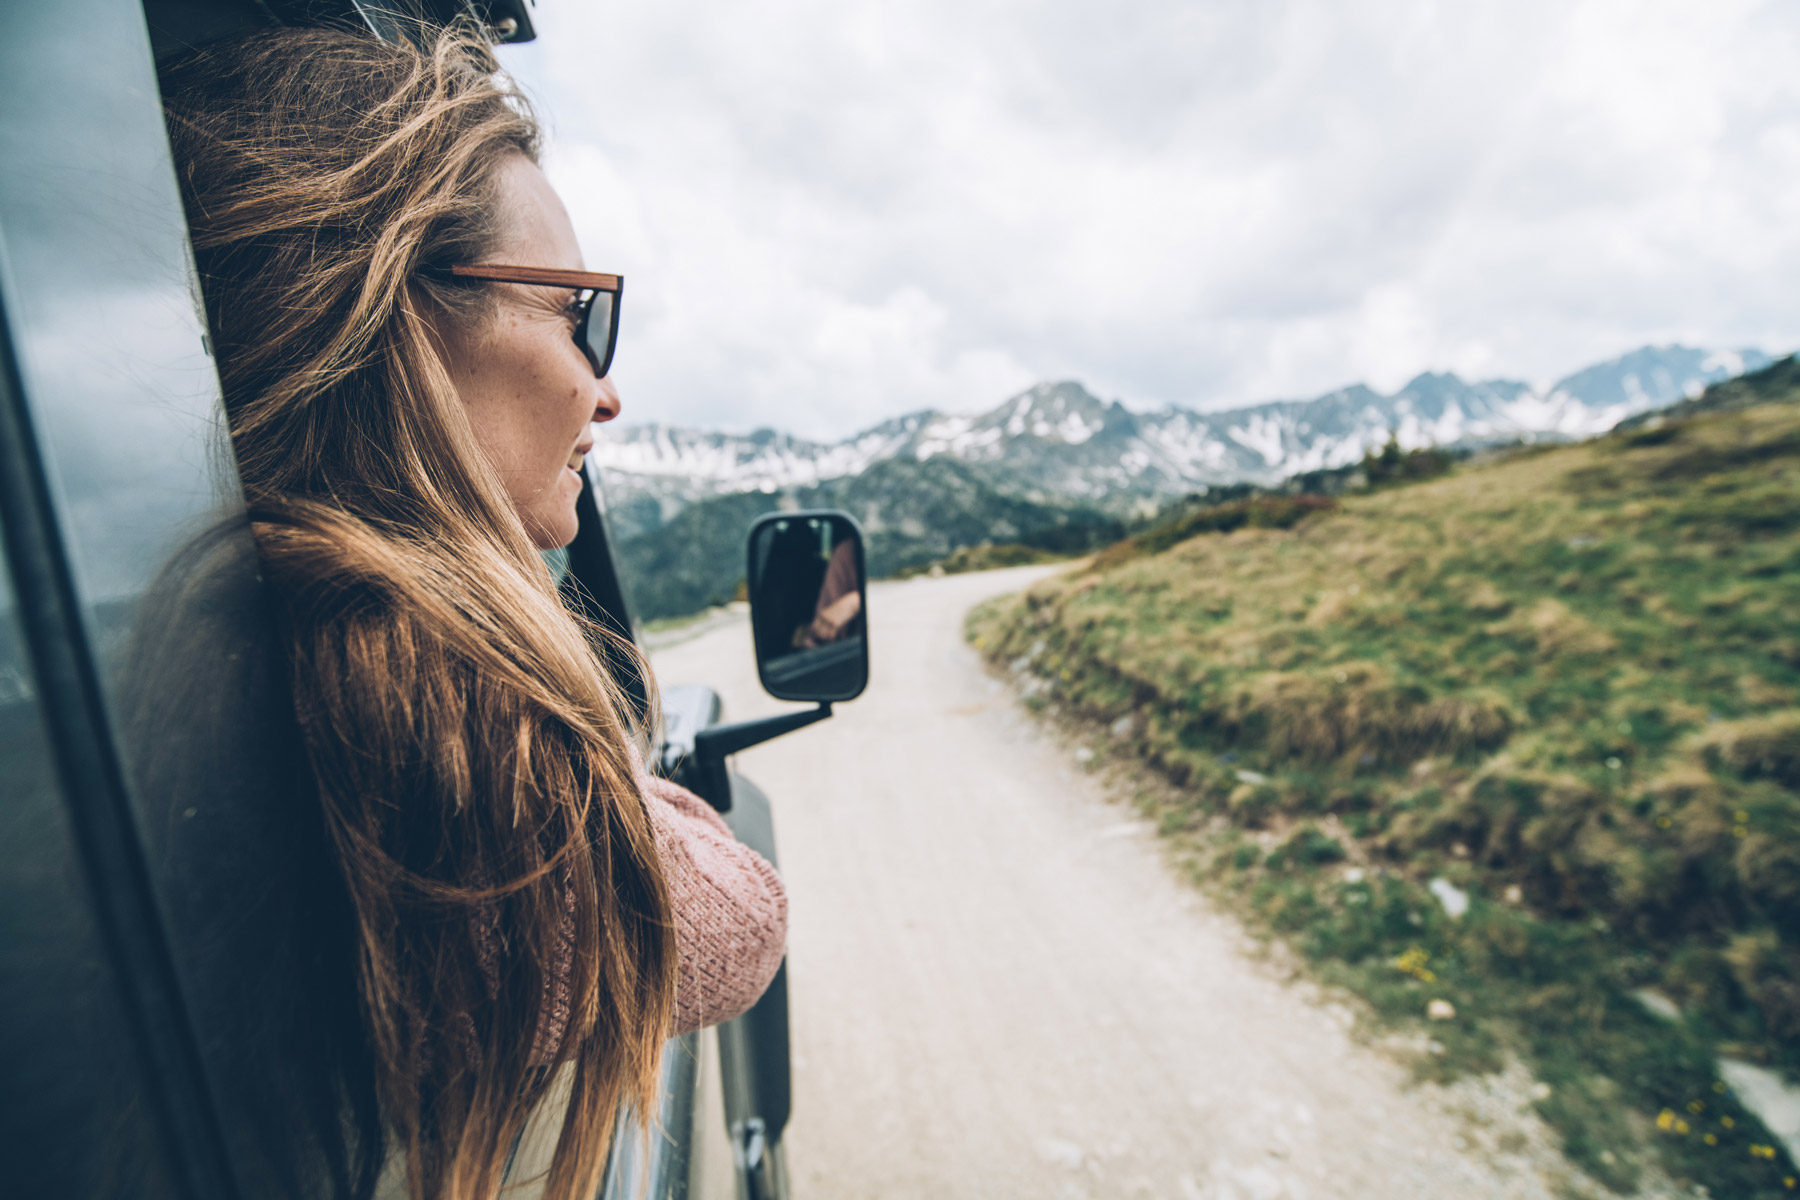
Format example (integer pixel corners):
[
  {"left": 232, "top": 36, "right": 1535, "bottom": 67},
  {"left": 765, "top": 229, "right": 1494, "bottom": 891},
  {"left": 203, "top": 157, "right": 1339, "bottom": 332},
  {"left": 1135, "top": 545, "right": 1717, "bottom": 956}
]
[{"left": 1269, "top": 825, "right": 1347, "bottom": 870}]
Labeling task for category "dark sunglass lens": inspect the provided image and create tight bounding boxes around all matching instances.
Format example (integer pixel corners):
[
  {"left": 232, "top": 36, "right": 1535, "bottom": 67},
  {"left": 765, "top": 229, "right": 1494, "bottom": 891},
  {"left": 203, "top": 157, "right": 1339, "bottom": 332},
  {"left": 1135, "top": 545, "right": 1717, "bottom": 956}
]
[{"left": 584, "top": 292, "right": 615, "bottom": 375}]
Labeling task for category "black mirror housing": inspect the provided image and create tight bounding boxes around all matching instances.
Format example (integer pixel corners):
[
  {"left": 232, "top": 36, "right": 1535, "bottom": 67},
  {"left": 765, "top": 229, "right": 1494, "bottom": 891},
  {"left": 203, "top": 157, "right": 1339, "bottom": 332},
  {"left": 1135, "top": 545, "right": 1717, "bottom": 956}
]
[{"left": 745, "top": 511, "right": 869, "bottom": 703}]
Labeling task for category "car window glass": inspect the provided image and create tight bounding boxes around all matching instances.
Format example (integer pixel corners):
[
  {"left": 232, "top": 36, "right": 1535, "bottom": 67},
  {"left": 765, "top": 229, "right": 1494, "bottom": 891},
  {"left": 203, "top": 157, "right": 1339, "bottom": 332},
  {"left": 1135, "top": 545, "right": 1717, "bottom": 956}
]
[
  {"left": 0, "top": 547, "right": 184, "bottom": 1200},
  {"left": 0, "top": 1, "right": 230, "bottom": 626}
]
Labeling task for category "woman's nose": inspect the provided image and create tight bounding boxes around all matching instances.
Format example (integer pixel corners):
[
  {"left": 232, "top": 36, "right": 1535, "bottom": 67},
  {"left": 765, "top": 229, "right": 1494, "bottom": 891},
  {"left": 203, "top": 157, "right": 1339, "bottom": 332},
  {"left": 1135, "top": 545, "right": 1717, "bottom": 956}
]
[{"left": 592, "top": 376, "right": 622, "bottom": 423}]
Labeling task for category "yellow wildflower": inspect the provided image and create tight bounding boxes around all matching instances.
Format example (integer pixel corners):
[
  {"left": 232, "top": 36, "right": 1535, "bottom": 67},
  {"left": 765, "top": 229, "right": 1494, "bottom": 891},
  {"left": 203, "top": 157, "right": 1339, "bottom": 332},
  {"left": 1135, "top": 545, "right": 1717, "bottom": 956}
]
[
  {"left": 1703, "top": 1133, "right": 1717, "bottom": 1146},
  {"left": 1391, "top": 946, "right": 1437, "bottom": 982},
  {"left": 1722, "top": 1116, "right": 1735, "bottom": 1129},
  {"left": 1689, "top": 1100, "right": 1705, "bottom": 1114},
  {"left": 1657, "top": 1109, "right": 1676, "bottom": 1131},
  {"left": 1675, "top": 1120, "right": 1690, "bottom": 1135}
]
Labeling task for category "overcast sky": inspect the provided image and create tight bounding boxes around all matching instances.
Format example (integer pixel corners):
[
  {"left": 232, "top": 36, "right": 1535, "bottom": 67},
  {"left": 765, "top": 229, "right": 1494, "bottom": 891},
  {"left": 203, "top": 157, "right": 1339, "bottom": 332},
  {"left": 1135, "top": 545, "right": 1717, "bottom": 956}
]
[{"left": 497, "top": 0, "right": 1800, "bottom": 441}]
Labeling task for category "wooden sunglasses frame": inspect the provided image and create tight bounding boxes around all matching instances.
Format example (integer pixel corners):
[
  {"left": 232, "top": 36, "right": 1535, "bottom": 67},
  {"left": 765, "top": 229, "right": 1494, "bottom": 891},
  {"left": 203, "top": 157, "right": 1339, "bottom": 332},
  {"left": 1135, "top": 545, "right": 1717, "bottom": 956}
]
[{"left": 449, "top": 263, "right": 624, "bottom": 377}]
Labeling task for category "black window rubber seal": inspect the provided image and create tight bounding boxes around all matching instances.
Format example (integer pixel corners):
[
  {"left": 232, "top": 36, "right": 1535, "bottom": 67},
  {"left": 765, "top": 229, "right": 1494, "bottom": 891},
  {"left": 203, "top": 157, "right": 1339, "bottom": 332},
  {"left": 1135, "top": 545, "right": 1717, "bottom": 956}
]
[{"left": 0, "top": 272, "right": 245, "bottom": 1200}]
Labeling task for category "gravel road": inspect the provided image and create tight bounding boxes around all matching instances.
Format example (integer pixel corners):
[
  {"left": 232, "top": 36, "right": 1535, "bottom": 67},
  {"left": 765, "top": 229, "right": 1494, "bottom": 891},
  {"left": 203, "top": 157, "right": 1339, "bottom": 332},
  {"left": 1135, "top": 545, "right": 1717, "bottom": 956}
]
[{"left": 651, "top": 566, "right": 1617, "bottom": 1200}]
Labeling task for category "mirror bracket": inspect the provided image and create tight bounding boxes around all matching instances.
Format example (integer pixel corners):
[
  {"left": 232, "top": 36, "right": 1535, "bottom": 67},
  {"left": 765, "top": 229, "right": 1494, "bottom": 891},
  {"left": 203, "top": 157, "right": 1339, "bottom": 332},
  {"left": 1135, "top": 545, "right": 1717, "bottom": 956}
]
[{"left": 685, "top": 703, "right": 833, "bottom": 812}]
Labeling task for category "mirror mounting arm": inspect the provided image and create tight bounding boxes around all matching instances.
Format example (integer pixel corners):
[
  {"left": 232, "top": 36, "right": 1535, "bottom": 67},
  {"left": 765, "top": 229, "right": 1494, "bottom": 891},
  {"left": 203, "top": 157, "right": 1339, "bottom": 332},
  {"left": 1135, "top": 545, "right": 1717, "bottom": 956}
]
[{"left": 687, "top": 703, "right": 833, "bottom": 813}]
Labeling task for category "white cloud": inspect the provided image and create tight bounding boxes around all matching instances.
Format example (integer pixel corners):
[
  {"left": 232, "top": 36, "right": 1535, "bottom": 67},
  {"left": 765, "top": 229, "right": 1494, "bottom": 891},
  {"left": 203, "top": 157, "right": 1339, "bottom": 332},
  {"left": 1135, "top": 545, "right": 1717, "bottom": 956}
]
[{"left": 499, "top": 0, "right": 1800, "bottom": 438}]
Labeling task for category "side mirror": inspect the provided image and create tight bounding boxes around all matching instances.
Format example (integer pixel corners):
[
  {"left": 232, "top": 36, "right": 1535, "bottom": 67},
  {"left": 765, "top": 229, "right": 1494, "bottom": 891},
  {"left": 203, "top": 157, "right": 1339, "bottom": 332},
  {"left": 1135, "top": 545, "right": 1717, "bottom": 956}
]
[{"left": 746, "top": 511, "right": 869, "bottom": 703}]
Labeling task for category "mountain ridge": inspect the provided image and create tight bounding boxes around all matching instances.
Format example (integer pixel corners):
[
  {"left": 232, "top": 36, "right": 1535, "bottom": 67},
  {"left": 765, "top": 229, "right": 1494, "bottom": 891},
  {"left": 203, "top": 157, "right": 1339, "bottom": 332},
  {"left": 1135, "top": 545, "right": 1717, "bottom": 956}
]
[
  {"left": 595, "top": 344, "right": 1774, "bottom": 536},
  {"left": 600, "top": 343, "right": 1781, "bottom": 621}
]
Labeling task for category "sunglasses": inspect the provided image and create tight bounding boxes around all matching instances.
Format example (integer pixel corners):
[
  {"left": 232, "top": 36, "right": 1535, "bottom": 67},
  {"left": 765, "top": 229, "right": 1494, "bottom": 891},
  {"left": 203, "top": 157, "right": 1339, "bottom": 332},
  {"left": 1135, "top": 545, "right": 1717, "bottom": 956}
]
[{"left": 449, "top": 263, "right": 624, "bottom": 378}]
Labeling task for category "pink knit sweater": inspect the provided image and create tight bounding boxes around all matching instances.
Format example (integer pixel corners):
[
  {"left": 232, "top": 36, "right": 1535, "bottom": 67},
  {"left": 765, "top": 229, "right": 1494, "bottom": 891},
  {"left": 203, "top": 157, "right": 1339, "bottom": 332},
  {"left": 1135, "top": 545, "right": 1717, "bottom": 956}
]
[
  {"left": 514, "top": 757, "right": 788, "bottom": 1062},
  {"left": 412, "top": 779, "right": 785, "bottom": 1200},
  {"left": 640, "top": 769, "right": 788, "bottom": 1033}
]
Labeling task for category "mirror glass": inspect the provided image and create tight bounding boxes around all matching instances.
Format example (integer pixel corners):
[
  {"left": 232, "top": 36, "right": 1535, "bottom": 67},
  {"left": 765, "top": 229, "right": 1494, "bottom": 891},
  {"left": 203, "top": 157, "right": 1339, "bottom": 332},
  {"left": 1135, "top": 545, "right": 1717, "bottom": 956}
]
[{"left": 747, "top": 511, "right": 869, "bottom": 702}]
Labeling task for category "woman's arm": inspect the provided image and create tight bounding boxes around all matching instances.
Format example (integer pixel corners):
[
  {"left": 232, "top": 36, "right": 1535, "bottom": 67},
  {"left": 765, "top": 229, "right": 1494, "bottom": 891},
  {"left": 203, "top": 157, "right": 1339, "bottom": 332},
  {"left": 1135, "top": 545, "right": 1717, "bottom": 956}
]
[{"left": 639, "top": 772, "right": 788, "bottom": 1033}]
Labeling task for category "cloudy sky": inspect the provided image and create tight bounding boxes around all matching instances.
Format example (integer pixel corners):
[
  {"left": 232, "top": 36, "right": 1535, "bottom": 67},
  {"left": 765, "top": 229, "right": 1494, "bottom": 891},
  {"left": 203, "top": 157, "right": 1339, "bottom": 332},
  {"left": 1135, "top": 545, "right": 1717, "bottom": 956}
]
[{"left": 498, "top": 0, "right": 1800, "bottom": 441}]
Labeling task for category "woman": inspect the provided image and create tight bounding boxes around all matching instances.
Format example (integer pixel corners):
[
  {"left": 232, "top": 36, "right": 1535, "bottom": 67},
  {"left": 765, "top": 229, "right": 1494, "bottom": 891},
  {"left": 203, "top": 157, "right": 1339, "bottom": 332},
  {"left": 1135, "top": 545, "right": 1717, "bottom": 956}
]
[{"left": 157, "top": 23, "right": 785, "bottom": 1200}]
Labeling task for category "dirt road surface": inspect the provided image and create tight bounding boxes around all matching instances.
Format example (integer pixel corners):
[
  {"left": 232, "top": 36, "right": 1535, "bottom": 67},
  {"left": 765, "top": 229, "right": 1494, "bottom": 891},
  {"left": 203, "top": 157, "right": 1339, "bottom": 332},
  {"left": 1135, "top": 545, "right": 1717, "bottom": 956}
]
[{"left": 651, "top": 566, "right": 1591, "bottom": 1200}]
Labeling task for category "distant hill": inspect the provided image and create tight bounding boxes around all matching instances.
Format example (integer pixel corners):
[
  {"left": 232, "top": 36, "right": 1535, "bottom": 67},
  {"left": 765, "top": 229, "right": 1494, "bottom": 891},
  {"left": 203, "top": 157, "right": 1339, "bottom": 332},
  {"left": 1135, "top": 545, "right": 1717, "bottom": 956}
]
[
  {"left": 595, "top": 345, "right": 1774, "bottom": 536},
  {"left": 609, "top": 455, "right": 1122, "bottom": 620},
  {"left": 596, "top": 343, "right": 1777, "bottom": 620}
]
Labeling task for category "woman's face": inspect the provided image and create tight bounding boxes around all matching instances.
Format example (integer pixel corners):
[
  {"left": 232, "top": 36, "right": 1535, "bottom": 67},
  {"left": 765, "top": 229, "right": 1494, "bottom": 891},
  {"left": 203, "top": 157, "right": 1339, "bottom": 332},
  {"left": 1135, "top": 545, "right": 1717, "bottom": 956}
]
[{"left": 441, "top": 155, "right": 619, "bottom": 549}]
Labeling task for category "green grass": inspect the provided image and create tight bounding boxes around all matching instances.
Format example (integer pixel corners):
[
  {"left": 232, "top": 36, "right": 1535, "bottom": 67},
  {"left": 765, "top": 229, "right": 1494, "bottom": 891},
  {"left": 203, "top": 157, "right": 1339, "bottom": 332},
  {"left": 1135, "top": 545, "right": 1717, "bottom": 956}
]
[{"left": 969, "top": 397, "right": 1800, "bottom": 1198}]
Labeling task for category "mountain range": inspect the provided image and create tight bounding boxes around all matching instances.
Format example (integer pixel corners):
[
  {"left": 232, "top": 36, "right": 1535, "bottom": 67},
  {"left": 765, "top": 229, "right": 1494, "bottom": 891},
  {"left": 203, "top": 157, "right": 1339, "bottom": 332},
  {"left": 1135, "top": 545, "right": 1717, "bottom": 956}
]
[{"left": 596, "top": 344, "right": 1776, "bottom": 619}]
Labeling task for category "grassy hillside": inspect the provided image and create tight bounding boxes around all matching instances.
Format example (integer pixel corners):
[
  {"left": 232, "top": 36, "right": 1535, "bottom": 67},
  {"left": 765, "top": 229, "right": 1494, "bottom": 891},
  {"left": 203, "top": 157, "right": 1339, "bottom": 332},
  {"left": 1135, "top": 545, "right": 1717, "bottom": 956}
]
[{"left": 970, "top": 396, "right": 1800, "bottom": 1196}]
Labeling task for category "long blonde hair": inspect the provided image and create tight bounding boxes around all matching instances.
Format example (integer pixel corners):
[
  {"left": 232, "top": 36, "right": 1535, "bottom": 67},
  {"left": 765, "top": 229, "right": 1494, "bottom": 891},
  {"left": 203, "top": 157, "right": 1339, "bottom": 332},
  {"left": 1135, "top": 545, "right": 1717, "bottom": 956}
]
[{"left": 160, "top": 25, "right": 674, "bottom": 1200}]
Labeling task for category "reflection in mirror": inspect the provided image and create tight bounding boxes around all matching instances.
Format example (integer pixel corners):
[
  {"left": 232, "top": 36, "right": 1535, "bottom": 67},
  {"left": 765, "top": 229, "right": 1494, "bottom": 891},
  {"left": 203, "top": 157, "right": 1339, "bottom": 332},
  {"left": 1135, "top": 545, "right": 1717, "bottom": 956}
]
[{"left": 747, "top": 512, "right": 869, "bottom": 703}]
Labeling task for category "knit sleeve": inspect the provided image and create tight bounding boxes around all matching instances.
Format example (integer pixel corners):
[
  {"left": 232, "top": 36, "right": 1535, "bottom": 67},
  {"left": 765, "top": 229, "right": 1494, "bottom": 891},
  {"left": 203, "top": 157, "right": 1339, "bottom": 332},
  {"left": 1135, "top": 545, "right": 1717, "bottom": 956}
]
[{"left": 641, "top": 773, "right": 788, "bottom": 1033}]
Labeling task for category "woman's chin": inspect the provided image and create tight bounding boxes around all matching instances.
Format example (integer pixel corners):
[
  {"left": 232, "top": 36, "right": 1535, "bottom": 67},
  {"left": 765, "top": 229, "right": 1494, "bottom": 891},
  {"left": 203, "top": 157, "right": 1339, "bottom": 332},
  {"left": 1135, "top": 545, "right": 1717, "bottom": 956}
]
[
  {"left": 520, "top": 471, "right": 585, "bottom": 549},
  {"left": 523, "top": 504, "right": 580, "bottom": 551}
]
